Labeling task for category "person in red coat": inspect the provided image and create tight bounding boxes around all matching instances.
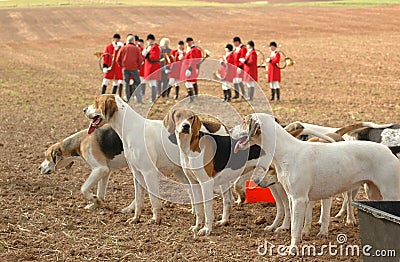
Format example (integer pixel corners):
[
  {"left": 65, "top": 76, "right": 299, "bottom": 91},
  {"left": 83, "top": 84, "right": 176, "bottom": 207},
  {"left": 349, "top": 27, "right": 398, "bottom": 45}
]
[
  {"left": 142, "top": 34, "right": 161, "bottom": 103},
  {"left": 100, "top": 33, "right": 124, "bottom": 95},
  {"left": 180, "top": 37, "right": 202, "bottom": 102},
  {"left": 267, "top": 41, "right": 281, "bottom": 101},
  {"left": 219, "top": 44, "right": 235, "bottom": 102},
  {"left": 116, "top": 35, "right": 142, "bottom": 103},
  {"left": 240, "top": 40, "right": 258, "bottom": 101},
  {"left": 167, "top": 40, "right": 185, "bottom": 100},
  {"left": 232, "top": 36, "right": 247, "bottom": 99}
]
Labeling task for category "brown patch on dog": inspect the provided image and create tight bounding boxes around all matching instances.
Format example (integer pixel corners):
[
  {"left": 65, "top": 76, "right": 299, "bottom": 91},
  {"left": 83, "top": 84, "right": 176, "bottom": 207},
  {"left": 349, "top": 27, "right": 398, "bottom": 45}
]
[
  {"left": 95, "top": 95, "right": 118, "bottom": 122},
  {"left": 189, "top": 115, "right": 202, "bottom": 153},
  {"left": 201, "top": 120, "right": 224, "bottom": 134},
  {"left": 284, "top": 121, "right": 305, "bottom": 138}
]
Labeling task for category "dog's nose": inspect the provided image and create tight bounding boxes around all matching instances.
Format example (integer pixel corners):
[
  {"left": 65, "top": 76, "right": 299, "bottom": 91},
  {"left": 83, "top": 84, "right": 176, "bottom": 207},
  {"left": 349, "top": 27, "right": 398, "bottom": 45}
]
[
  {"left": 83, "top": 107, "right": 88, "bottom": 114},
  {"left": 182, "top": 123, "right": 190, "bottom": 129}
]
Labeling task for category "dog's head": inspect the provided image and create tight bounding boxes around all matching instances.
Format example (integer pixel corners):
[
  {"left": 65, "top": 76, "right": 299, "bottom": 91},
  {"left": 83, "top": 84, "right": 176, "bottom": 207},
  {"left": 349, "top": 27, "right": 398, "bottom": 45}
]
[
  {"left": 284, "top": 121, "right": 305, "bottom": 138},
  {"left": 84, "top": 95, "right": 118, "bottom": 135},
  {"left": 163, "top": 108, "right": 202, "bottom": 136},
  {"left": 39, "top": 143, "right": 74, "bottom": 174},
  {"left": 253, "top": 163, "right": 278, "bottom": 188},
  {"left": 233, "top": 114, "right": 261, "bottom": 153}
]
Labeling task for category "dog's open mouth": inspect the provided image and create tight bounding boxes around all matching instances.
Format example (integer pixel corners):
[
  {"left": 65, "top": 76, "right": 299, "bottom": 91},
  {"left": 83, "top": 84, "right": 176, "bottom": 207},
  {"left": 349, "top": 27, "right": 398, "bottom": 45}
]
[
  {"left": 234, "top": 136, "right": 249, "bottom": 154},
  {"left": 88, "top": 115, "right": 103, "bottom": 135}
]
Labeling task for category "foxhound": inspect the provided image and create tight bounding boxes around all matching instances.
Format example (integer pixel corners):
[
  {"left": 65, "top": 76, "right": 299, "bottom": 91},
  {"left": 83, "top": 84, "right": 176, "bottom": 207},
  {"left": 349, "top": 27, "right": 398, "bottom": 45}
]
[
  {"left": 83, "top": 95, "right": 227, "bottom": 224},
  {"left": 233, "top": 113, "right": 400, "bottom": 251},
  {"left": 163, "top": 108, "right": 268, "bottom": 235},
  {"left": 39, "top": 125, "right": 127, "bottom": 209}
]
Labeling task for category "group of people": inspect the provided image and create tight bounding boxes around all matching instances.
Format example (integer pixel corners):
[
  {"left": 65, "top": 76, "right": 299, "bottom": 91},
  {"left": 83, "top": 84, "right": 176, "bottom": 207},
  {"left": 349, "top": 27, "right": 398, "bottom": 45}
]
[
  {"left": 217, "top": 37, "right": 282, "bottom": 102},
  {"left": 100, "top": 33, "right": 282, "bottom": 103}
]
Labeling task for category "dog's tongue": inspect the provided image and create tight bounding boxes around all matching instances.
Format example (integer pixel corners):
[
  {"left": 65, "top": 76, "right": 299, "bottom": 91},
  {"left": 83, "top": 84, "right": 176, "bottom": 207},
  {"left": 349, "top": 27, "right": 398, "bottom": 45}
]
[
  {"left": 88, "top": 120, "right": 96, "bottom": 135},
  {"left": 234, "top": 142, "right": 241, "bottom": 154},
  {"left": 234, "top": 137, "right": 247, "bottom": 154}
]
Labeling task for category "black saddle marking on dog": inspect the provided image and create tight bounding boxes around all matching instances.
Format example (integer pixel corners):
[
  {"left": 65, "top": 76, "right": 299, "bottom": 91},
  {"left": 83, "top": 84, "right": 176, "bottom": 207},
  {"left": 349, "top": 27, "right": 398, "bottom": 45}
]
[
  {"left": 389, "top": 146, "right": 400, "bottom": 158},
  {"left": 204, "top": 133, "right": 264, "bottom": 173},
  {"left": 95, "top": 126, "right": 124, "bottom": 159},
  {"left": 357, "top": 124, "right": 400, "bottom": 143}
]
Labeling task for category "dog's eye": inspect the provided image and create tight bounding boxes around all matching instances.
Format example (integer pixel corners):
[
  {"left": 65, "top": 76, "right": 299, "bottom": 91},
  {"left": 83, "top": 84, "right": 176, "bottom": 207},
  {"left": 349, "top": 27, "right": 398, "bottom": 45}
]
[{"left": 176, "top": 113, "right": 181, "bottom": 118}]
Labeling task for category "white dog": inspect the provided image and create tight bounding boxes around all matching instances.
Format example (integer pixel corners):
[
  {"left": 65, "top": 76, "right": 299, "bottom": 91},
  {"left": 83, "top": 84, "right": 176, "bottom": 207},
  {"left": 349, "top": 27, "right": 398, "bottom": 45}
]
[{"left": 233, "top": 113, "right": 400, "bottom": 251}]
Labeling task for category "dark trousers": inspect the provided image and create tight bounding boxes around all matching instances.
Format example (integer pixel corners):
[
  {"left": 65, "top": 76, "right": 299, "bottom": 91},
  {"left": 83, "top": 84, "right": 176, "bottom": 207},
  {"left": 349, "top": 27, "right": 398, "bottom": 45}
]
[{"left": 123, "top": 69, "right": 142, "bottom": 103}]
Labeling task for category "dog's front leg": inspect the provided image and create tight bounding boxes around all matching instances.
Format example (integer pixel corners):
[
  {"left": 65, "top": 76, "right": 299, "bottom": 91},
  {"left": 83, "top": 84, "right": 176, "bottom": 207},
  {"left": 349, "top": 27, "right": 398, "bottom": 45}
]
[
  {"left": 81, "top": 167, "right": 109, "bottom": 209},
  {"left": 216, "top": 183, "right": 233, "bottom": 226},
  {"left": 130, "top": 171, "right": 146, "bottom": 223},
  {"left": 345, "top": 190, "right": 357, "bottom": 226},
  {"left": 97, "top": 172, "right": 111, "bottom": 203},
  {"left": 198, "top": 180, "right": 214, "bottom": 236},
  {"left": 301, "top": 201, "right": 313, "bottom": 238},
  {"left": 317, "top": 198, "right": 331, "bottom": 238},
  {"left": 142, "top": 170, "right": 161, "bottom": 224},
  {"left": 190, "top": 182, "right": 204, "bottom": 233},
  {"left": 265, "top": 184, "right": 284, "bottom": 232},
  {"left": 288, "top": 197, "right": 307, "bottom": 254}
]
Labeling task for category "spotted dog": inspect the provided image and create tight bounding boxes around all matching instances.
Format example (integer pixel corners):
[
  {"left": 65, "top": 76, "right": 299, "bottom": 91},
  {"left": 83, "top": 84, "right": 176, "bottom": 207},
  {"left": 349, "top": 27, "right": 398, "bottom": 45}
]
[{"left": 39, "top": 125, "right": 127, "bottom": 209}]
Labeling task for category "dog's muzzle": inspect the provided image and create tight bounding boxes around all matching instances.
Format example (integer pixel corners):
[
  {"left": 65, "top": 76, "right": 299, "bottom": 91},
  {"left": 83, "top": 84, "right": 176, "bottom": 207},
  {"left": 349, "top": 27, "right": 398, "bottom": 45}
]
[{"left": 181, "top": 123, "right": 191, "bottom": 134}]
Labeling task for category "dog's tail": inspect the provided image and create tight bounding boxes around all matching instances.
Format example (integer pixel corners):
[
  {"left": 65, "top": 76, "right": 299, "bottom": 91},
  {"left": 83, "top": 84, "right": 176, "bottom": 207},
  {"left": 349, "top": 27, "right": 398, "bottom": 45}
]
[
  {"left": 335, "top": 122, "right": 393, "bottom": 137},
  {"left": 299, "top": 129, "right": 336, "bottom": 143}
]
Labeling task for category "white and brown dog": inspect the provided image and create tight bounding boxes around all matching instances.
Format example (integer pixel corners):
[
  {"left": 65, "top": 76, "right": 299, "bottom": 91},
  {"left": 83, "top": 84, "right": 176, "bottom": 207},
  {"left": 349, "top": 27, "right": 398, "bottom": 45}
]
[
  {"left": 233, "top": 113, "right": 400, "bottom": 251},
  {"left": 163, "top": 108, "right": 267, "bottom": 235},
  {"left": 83, "top": 95, "right": 227, "bottom": 224},
  {"left": 39, "top": 125, "right": 127, "bottom": 209}
]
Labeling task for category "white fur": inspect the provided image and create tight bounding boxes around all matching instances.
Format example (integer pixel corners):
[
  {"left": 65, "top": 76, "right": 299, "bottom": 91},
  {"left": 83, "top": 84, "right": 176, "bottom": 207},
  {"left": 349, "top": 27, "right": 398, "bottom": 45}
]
[{"left": 235, "top": 113, "right": 400, "bottom": 251}]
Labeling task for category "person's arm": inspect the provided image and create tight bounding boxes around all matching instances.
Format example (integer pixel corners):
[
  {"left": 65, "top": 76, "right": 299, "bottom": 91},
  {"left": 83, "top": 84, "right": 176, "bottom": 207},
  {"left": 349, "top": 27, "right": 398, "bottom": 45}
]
[
  {"left": 270, "top": 52, "right": 280, "bottom": 65},
  {"left": 137, "top": 47, "right": 142, "bottom": 68},
  {"left": 116, "top": 47, "right": 123, "bottom": 68}
]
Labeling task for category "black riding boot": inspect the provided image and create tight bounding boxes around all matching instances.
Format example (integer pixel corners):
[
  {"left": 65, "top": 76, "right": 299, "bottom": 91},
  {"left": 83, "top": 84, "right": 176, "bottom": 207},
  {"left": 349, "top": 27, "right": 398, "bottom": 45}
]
[
  {"left": 174, "top": 86, "right": 179, "bottom": 100},
  {"left": 118, "top": 84, "right": 123, "bottom": 97},
  {"left": 233, "top": 83, "right": 239, "bottom": 98},
  {"left": 226, "top": 89, "right": 232, "bottom": 102},
  {"left": 188, "top": 89, "right": 194, "bottom": 103},
  {"left": 193, "top": 83, "right": 198, "bottom": 96},
  {"left": 248, "top": 86, "right": 254, "bottom": 101},
  {"left": 151, "top": 86, "right": 157, "bottom": 103},
  {"left": 111, "top": 85, "right": 118, "bottom": 94},
  {"left": 222, "top": 90, "right": 227, "bottom": 102},
  {"left": 276, "top": 88, "right": 280, "bottom": 101},
  {"left": 101, "top": 84, "right": 107, "bottom": 94},
  {"left": 239, "top": 82, "right": 246, "bottom": 99},
  {"left": 270, "top": 89, "right": 275, "bottom": 101}
]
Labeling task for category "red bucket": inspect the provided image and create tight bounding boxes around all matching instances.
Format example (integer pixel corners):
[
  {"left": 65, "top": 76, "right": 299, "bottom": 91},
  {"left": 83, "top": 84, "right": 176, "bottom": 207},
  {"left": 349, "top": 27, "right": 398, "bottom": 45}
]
[{"left": 245, "top": 180, "right": 276, "bottom": 204}]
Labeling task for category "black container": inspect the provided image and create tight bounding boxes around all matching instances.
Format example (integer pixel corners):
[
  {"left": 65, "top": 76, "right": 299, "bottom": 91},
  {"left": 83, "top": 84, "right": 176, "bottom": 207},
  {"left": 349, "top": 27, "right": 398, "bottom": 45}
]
[{"left": 352, "top": 201, "right": 400, "bottom": 262}]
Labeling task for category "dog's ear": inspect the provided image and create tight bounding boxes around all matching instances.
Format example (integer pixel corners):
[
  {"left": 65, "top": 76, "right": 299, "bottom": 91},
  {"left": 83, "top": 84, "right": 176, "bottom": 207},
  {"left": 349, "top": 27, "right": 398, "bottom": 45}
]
[
  {"left": 163, "top": 110, "right": 176, "bottom": 134},
  {"left": 104, "top": 96, "right": 117, "bottom": 121},
  {"left": 191, "top": 115, "right": 202, "bottom": 136},
  {"left": 51, "top": 147, "right": 62, "bottom": 164}
]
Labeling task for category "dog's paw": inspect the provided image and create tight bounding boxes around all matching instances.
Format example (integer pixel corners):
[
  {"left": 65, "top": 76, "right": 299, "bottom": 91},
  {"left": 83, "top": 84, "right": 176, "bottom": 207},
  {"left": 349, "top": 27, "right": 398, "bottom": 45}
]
[
  {"left": 216, "top": 220, "right": 229, "bottom": 227},
  {"left": 147, "top": 218, "right": 161, "bottom": 225},
  {"left": 317, "top": 231, "right": 328, "bottom": 238},
  {"left": 197, "top": 227, "right": 211, "bottom": 236},
  {"left": 126, "top": 216, "right": 140, "bottom": 224},
  {"left": 345, "top": 218, "right": 357, "bottom": 226},
  {"left": 264, "top": 225, "right": 276, "bottom": 232},
  {"left": 274, "top": 226, "right": 289, "bottom": 234},
  {"left": 190, "top": 225, "right": 200, "bottom": 233},
  {"left": 120, "top": 206, "right": 135, "bottom": 214},
  {"left": 84, "top": 203, "right": 98, "bottom": 210}
]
